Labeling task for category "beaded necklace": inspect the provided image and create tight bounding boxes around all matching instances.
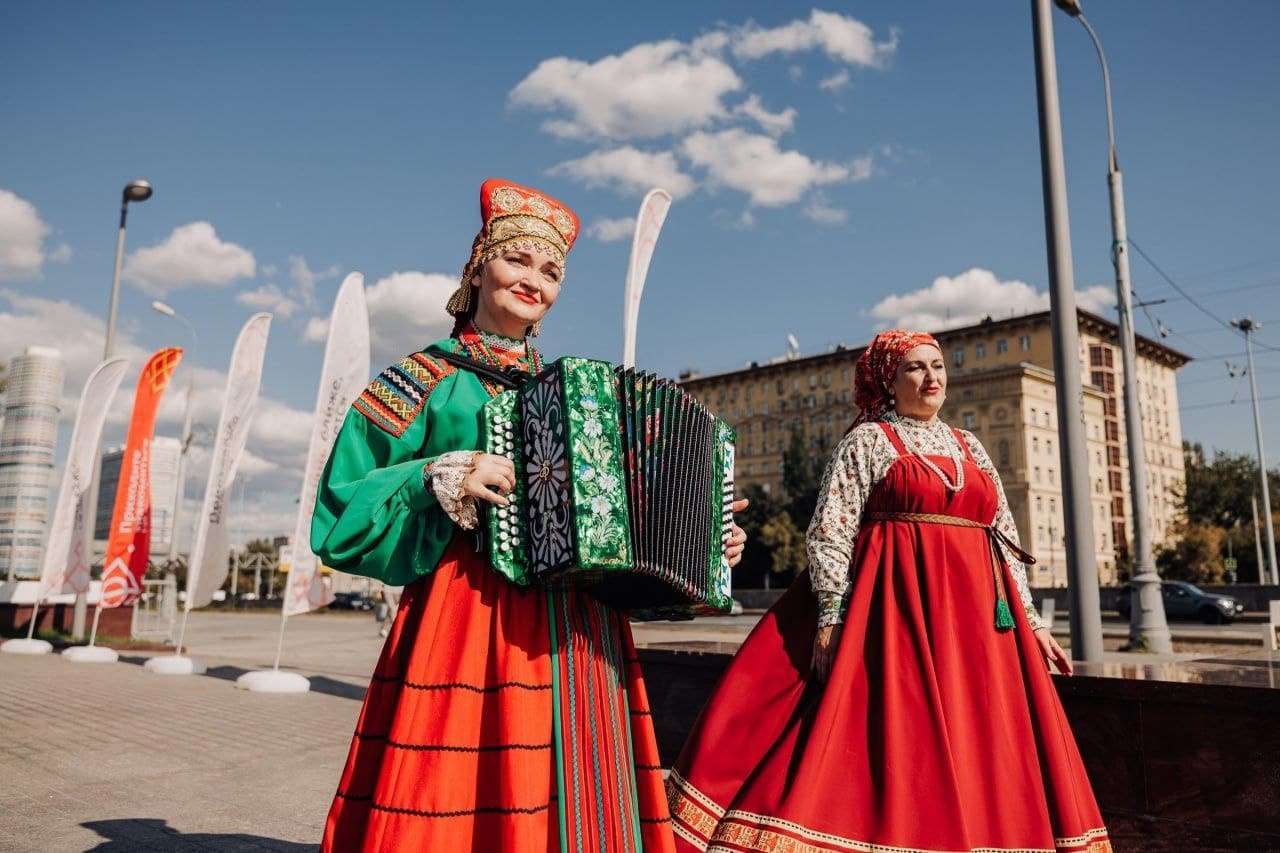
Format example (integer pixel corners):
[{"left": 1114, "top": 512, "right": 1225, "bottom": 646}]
[
  {"left": 885, "top": 410, "right": 966, "bottom": 493},
  {"left": 463, "top": 323, "right": 544, "bottom": 397}
]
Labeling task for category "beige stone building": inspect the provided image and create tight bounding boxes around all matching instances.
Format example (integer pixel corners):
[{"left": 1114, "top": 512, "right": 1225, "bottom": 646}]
[{"left": 679, "top": 309, "right": 1191, "bottom": 587}]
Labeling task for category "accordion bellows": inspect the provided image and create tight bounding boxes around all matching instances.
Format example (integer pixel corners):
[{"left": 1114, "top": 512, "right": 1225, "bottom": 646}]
[{"left": 481, "top": 357, "right": 736, "bottom": 621}]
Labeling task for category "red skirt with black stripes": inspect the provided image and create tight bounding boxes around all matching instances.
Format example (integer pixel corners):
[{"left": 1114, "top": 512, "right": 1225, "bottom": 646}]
[{"left": 322, "top": 537, "right": 674, "bottom": 853}]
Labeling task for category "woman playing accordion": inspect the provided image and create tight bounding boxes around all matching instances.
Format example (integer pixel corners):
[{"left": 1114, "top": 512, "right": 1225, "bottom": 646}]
[{"left": 313, "top": 178, "right": 747, "bottom": 852}]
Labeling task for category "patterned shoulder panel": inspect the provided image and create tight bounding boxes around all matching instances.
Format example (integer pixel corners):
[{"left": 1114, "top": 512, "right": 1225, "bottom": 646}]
[{"left": 352, "top": 350, "right": 456, "bottom": 438}]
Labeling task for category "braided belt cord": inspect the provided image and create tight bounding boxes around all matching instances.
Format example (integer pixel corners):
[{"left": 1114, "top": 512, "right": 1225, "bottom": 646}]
[{"left": 865, "top": 511, "right": 1037, "bottom": 631}]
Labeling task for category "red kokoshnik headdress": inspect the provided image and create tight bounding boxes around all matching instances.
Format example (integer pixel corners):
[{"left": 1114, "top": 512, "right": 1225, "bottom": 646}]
[
  {"left": 446, "top": 178, "right": 580, "bottom": 336},
  {"left": 849, "top": 329, "right": 943, "bottom": 430}
]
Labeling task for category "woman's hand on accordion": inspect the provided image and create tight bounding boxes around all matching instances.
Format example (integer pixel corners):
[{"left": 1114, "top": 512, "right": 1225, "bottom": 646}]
[
  {"left": 462, "top": 453, "right": 518, "bottom": 507},
  {"left": 725, "top": 498, "right": 749, "bottom": 569}
]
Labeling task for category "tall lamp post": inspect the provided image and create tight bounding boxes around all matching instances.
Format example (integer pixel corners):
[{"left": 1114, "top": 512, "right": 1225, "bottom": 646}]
[
  {"left": 1232, "top": 317, "right": 1278, "bottom": 584},
  {"left": 151, "top": 301, "right": 196, "bottom": 570},
  {"left": 1030, "top": 0, "right": 1105, "bottom": 662},
  {"left": 1054, "top": 0, "right": 1173, "bottom": 652},
  {"left": 74, "top": 180, "right": 153, "bottom": 638}
]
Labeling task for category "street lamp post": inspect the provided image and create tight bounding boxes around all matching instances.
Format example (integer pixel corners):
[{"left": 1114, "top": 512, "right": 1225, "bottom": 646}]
[
  {"left": 1232, "top": 317, "right": 1279, "bottom": 584},
  {"left": 1054, "top": 0, "right": 1173, "bottom": 653},
  {"left": 1031, "top": 0, "right": 1105, "bottom": 662},
  {"left": 151, "top": 301, "right": 196, "bottom": 570},
  {"left": 74, "top": 180, "right": 153, "bottom": 639}
]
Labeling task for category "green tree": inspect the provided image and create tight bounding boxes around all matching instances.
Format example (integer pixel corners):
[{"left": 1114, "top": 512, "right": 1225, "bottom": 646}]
[
  {"left": 731, "top": 483, "right": 784, "bottom": 587},
  {"left": 759, "top": 512, "right": 807, "bottom": 577},
  {"left": 781, "top": 425, "right": 825, "bottom": 526},
  {"left": 1173, "top": 441, "right": 1279, "bottom": 582},
  {"left": 1156, "top": 521, "right": 1228, "bottom": 583}
]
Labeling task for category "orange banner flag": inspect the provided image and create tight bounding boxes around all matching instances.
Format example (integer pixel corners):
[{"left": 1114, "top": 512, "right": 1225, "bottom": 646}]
[{"left": 99, "top": 347, "right": 183, "bottom": 609}]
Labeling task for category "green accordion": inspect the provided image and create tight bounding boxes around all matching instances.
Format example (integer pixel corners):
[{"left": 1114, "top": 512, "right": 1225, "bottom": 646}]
[{"left": 480, "top": 357, "right": 736, "bottom": 621}]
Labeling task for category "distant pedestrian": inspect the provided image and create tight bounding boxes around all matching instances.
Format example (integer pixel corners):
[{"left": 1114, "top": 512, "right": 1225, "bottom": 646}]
[{"left": 668, "top": 330, "right": 1109, "bottom": 852}]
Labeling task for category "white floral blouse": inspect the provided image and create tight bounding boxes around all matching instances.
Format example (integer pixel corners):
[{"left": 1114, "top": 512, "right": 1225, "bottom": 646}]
[{"left": 807, "top": 415, "right": 1043, "bottom": 631}]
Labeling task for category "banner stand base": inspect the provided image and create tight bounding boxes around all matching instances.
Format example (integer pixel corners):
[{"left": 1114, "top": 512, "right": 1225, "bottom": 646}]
[
  {"left": 236, "top": 669, "right": 310, "bottom": 693},
  {"left": 1, "top": 638, "right": 54, "bottom": 655},
  {"left": 63, "top": 645, "right": 119, "bottom": 663},
  {"left": 144, "top": 654, "right": 206, "bottom": 675}
]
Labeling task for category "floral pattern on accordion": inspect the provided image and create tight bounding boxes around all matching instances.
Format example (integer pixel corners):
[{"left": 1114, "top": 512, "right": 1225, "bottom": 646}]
[
  {"left": 524, "top": 370, "right": 573, "bottom": 574},
  {"left": 564, "top": 360, "right": 631, "bottom": 568}
]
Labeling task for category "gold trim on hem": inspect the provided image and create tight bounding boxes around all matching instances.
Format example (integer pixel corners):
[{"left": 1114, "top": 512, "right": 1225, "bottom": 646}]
[{"left": 667, "top": 773, "right": 1110, "bottom": 853}]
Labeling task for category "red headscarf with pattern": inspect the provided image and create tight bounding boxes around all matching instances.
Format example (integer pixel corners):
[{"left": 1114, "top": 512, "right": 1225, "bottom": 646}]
[{"left": 849, "top": 329, "right": 943, "bottom": 430}]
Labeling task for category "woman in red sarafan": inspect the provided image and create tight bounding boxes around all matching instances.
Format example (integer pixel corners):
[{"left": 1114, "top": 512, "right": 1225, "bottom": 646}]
[
  {"left": 667, "top": 330, "right": 1110, "bottom": 853},
  {"left": 315, "top": 178, "right": 748, "bottom": 852}
]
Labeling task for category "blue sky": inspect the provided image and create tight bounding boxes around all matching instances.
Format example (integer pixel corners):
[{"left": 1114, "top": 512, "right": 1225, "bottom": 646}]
[{"left": 2, "top": 2, "right": 1278, "bottom": 542}]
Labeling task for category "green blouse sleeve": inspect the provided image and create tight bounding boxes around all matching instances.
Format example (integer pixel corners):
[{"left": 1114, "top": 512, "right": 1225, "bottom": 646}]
[{"left": 310, "top": 408, "right": 450, "bottom": 586}]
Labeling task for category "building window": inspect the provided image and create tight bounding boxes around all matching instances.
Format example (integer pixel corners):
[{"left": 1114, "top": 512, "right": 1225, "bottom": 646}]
[
  {"left": 776, "top": 380, "right": 785, "bottom": 395},
  {"left": 998, "top": 439, "right": 1010, "bottom": 467},
  {"left": 1036, "top": 496, "right": 1043, "bottom": 513},
  {"left": 1032, "top": 436, "right": 1040, "bottom": 453},
  {"left": 1030, "top": 407, "right": 1037, "bottom": 424},
  {"left": 976, "top": 343, "right": 986, "bottom": 360},
  {"left": 809, "top": 374, "right": 818, "bottom": 389},
  {"left": 962, "top": 411, "right": 976, "bottom": 429},
  {"left": 954, "top": 348, "right": 965, "bottom": 367},
  {"left": 1020, "top": 335, "right": 1032, "bottom": 352},
  {"left": 1034, "top": 466, "right": 1042, "bottom": 482},
  {"left": 997, "top": 339, "right": 1008, "bottom": 354},
  {"left": 1046, "top": 439, "right": 1053, "bottom": 455}
]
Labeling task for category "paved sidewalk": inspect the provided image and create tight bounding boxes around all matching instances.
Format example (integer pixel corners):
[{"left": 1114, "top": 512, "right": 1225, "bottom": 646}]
[
  {"left": 0, "top": 612, "right": 382, "bottom": 852},
  {"left": 0, "top": 609, "right": 766, "bottom": 852},
  {"left": 1, "top": 607, "right": 1265, "bottom": 851}
]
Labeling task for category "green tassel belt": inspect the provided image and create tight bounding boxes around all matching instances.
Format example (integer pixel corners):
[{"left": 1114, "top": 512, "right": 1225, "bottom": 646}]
[{"left": 865, "top": 511, "right": 1038, "bottom": 632}]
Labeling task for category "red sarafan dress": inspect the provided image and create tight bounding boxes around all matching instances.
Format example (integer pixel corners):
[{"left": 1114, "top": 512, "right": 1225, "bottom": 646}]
[
  {"left": 668, "top": 420, "right": 1110, "bottom": 853},
  {"left": 314, "top": 329, "right": 673, "bottom": 853}
]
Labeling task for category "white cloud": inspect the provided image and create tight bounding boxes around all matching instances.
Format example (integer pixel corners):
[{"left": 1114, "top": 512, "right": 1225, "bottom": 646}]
[
  {"left": 0, "top": 190, "right": 55, "bottom": 280},
  {"left": 733, "top": 94, "right": 796, "bottom": 137},
  {"left": 123, "top": 222, "right": 256, "bottom": 296},
  {"left": 0, "top": 290, "right": 314, "bottom": 548},
  {"left": 804, "top": 202, "right": 848, "bottom": 225},
  {"left": 550, "top": 148, "right": 696, "bottom": 199},
  {"left": 587, "top": 217, "right": 637, "bottom": 243},
  {"left": 303, "top": 316, "right": 329, "bottom": 344},
  {"left": 236, "top": 284, "right": 300, "bottom": 318},
  {"left": 235, "top": 254, "right": 339, "bottom": 319},
  {"left": 510, "top": 40, "right": 743, "bottom": 140},
  {"left": 288, "top": 255, "right": 340, "bottom": 306},
  {"left": 310, "top": 271, "right": 455, "bottom": 365},
  {"left": 869, "top": 268, "right": 1117, "bottom": 331},
  {"left": 731, "top": 10, "right": 898, "bottom": 68},
  {"left": 819, "top": 69, "right": 852, "bottom": 91},
  {"left": 681, "top": 129, "right": 861, "bottom": 206}
]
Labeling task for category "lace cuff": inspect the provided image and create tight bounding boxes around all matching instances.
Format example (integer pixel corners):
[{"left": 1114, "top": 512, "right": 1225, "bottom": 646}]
[
  {"left": 817, "top": 591, "right": 849, "bottom": 628},
  {"left": 428, "top": 450, "right": 480, "bottom": 530}
]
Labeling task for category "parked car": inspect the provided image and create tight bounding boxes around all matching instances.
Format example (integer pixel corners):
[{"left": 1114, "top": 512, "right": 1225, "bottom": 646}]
[
  {"left": 1117, "top": 581, "right": 1244, "bottom": 624},
  {"left": 329, "top": 592, "right": 374, "bottom": 611}
]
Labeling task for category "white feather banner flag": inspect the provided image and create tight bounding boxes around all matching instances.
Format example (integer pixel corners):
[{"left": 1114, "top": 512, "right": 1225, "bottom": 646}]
[
  {"left": 39, "top": 358, "right": 130, "bottom": 599},
  {"left": 283, "top": 273, "right": 370, "bottom": 616},
  {"left": 622, "top": 188, "right": 672, "bottom": 368},
  {"left": 185, "top": 313, "right": 272, "bottom": 611}
]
